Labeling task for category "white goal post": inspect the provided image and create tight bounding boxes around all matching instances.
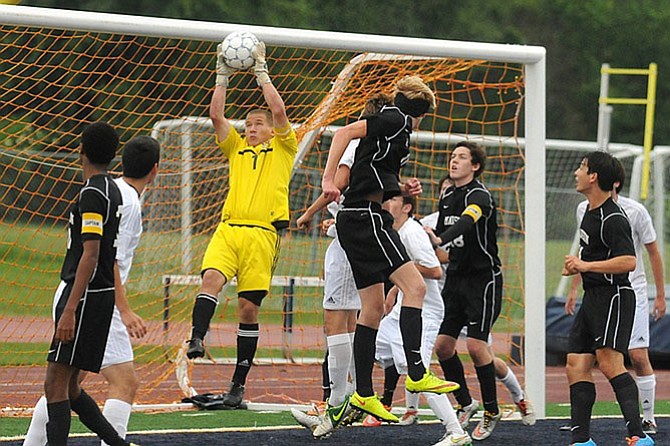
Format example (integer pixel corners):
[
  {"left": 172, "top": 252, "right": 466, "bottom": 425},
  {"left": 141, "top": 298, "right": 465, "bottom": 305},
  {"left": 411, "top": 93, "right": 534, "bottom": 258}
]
[{"left": 0, "top": 4, "right": 547, "bottom": 417}]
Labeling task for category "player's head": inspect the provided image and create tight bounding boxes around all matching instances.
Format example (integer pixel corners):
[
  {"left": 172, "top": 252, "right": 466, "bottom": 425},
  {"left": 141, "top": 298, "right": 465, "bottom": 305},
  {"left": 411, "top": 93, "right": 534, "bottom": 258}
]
[
  {"left": 394, "top": 76, "right": 436, "bottom": 128},
  {"left": 80, "top": 121, "right": 119, "bottom": 168},
  {"left": 361, "top": 92, "right": 394, "bottom": 118},
  {"left": 438, "top": 175, "right": 453, "bottom": 195},
  {"left": 612, "top": 156, "right": 626, "bottom": 195},
  {"left": 449, "top": 141, "right": 486, "bottom": 184},
  {"left": 576, "top": 151, "right": 618, "bottom": 193},
  {"left": 383, "top": 194, "right": 416, "bottom": 224},
  {"left": 245, "top": 109, "right": 274, "bottom": 146},
  {"left": 122, "top": 136, "right": 161, "bottom": 181}
]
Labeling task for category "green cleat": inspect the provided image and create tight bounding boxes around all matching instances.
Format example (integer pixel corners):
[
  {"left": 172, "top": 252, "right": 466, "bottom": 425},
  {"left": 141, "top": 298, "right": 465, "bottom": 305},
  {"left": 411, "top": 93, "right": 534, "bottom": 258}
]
[
  {"left": 312, "top": 395, "right": 353, "bottom": 438},
  {"left": 349, "top": 392, "right": 399, "bottom": 423},
  {"left": 405, "top": 369, "right": 460, "bottom": 394}
]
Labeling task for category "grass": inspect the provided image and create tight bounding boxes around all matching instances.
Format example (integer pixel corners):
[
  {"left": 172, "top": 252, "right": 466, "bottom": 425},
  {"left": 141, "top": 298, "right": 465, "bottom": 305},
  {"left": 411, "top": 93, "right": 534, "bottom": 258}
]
[{"left": 2, "top": 401, "right": 669, "bottom": 438}]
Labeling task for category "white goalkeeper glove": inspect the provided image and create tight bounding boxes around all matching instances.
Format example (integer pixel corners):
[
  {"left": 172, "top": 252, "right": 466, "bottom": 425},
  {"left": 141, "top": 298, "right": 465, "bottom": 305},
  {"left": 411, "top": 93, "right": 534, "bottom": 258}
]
[
  {"left": 216, "top": 43, "right": 237, "bottom": 87},
  {"left": 252, "top": 41, "right": 271, "bottom": 86}
]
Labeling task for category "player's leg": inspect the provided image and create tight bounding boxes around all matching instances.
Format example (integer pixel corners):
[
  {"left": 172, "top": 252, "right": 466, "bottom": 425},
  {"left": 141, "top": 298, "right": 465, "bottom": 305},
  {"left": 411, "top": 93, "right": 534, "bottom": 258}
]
[
  {"left": 44, "top": 362, "right": 76, "bottom": 446},
  {"left": 100, "top": 362, "right": 138, "bottom": 445},
  {"left": 321, "top": 349, "right": 331, "bottom": 403},
  {"left": 188, "top": 223, "right": 232, "bottom": 358},
  {"left": 324, "top": 309, "right": 357, "bottom": 407},
  {"left": 22, "top": 396, "right": 48, "bottom": 446},
  {"left": 493, "top": 352, "right": 535, "bottom": 425},
  {"left": 566, "top": 353, "right": 597, "bottom": 445},
  {"left": 629, "top": 286, "right": 657, "bottom": 433}
]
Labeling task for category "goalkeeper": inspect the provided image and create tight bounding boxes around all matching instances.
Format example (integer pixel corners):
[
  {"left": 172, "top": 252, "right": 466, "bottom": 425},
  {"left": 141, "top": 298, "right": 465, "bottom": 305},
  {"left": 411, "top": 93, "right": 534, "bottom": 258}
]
[{"left": 186, "top": 39, "right": 298, "bottom": 409}]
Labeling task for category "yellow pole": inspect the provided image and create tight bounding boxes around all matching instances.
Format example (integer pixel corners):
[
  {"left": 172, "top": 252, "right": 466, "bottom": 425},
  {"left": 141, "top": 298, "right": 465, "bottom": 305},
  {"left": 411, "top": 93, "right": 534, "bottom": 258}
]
[{"left": 640, "top": 63, "right": 657, "bottom": 200}]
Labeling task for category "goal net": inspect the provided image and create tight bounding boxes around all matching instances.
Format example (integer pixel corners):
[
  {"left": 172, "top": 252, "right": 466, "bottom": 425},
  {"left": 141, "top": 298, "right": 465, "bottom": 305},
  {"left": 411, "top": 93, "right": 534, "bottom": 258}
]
[{"left": 0, "top": 5, "right": 545, "bottom": 413}]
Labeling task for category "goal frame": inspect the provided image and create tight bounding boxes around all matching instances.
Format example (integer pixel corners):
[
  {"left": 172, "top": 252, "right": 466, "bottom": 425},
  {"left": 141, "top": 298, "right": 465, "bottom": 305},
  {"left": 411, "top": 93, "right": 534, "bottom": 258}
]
[{"left": 0, "top": 4, "right": 547, "bottom": 417}]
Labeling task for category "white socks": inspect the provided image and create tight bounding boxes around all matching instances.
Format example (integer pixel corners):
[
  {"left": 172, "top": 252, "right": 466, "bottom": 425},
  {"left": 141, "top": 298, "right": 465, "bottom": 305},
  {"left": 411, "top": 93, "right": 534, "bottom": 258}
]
[
  {"left": 22, "top": 396, "right": 48, "bottom": 446},
  {"left": 499, "top": 368, "right": 524, "bottom": 403},
  {"left": 636, "top": 374, "right": 656, "bottom": 422},
  {"left": 425, "top": 392, "right": 464, "bottom": 435},
  {"left": 101, "top": 399, "right": 132, "bottom": 446},
  {"left": 405, "top": 389, "right": 420, "bottom": 410},
  {"left": 327, "top": 333, "right": 353, "bottom": 407}
]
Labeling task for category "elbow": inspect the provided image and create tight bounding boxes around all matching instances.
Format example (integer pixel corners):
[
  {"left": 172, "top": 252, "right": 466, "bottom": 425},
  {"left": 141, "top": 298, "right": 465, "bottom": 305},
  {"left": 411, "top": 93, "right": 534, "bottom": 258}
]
[
  {"left": 624, "top": 256, "right": 636, "bottom": 272},
  {"left": 427, "top": 267, "right": 443, "bottom": 280}
]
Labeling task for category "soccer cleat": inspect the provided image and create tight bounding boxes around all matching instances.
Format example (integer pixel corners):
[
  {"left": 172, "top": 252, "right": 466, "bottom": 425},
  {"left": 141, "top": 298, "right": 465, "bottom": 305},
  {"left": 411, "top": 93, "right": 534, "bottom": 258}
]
[
  {"left": 471, "top": 410, "right": 502, "bottom": 440},
  {"left": 571, "top": 440, "right": 597, "bottom": 446},
  {"left": 432, "top": 431, "right": 473, "bottom": 446},
  {"left": 626, "top": 435, "right": 655, "bottom": 446},
  {"left": 349, "top": 392, "right": 399, "bottom": 423},
  {"left": 222, "top": 382, "right": 245, "bottom": 408},
  {"left": 405, "top": 369, "right": 460, "bottom": 394},
  {"left": 516, "top": 399, "right": 536, "bottom": 426},
  {"left": 306, "top": 401, "right": 326, "bottom": 417},
  {"left": 313, "top": 395, "right": 353, "bottom": 438},
  {"left": 560, "top": 424, "right": 572, "bottom": 431},
  {"left": 456, "top": 398, "right": 479, "bottom": 429},
  {"left": 291, "top": 408, "right": 321, "bottom": 432},
  {"left": 362, "top": 413, "right": 383, "bottom": 427},
  {"left": 642, "top": 420, "right": 658, "bottom": 435},
  {"left": 398, "top": 409, "right": 419, "bottom": 426},
  {"left": 186, "top": 338, "right": 205, "bottom": 359}
]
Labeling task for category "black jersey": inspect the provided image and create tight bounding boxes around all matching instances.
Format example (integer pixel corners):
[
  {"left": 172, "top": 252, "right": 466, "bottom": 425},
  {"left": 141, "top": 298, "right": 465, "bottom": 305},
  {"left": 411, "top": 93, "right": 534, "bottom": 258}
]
[
  {"left": 578, "top": 197, "right": 634, "bottom": 289},
  {"left": 60, "top": 174, "right": 122, "bottom": 290},
  {"left": 343, "top": 106, "right": 412, "bottom": 205},
  {"left": 435, "top": 179, "right": 501, "bottom": 275}
]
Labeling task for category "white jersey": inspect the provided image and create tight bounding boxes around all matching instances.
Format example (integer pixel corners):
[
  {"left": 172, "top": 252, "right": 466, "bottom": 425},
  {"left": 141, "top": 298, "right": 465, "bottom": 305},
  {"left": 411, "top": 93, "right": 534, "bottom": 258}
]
[
  {"left": 325, "top": 140, "right": 357, "bottom": 238},
  {"left": 577, "top": 196, "right": 655, "bottom": 290},
  {"left": 388, "top": 217, "right": 444, "bottom": 322},
  {"left": 115, "top": 177, "right": 143, "bottom": 284}
]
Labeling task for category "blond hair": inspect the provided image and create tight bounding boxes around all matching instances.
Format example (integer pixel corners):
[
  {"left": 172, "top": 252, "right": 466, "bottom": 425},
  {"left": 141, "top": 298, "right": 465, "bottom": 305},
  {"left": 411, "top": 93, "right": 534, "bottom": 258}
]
[{"left": 394, "top": 76, "right": 436, "bottom": 112}]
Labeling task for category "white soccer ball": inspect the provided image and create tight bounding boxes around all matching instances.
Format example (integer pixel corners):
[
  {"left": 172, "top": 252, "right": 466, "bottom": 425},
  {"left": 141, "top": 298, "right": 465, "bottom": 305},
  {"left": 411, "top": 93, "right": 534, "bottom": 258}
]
[{"left": 221, "top": 31, "right": 259, "bottom": 70}]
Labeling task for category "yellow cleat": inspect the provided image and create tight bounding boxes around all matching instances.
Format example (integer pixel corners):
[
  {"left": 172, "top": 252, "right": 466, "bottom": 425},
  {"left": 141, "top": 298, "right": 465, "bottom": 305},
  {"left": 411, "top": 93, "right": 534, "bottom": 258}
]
[
  {"left": 349, "top": 392, "right": 399, "bottom": 423},
  {"left": 405, "top": 369, "right": 460, "bottom": 394}
]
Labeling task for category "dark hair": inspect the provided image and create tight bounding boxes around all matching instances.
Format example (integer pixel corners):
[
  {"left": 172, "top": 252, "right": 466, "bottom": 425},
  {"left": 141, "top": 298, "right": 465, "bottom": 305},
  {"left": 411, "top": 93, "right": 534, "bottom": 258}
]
[
  {"left": 454, "top": 141, "right": 486, "bottom": 177},
  {"left": 584, "top": 151, "right": 618, "bottom": 192},
  {"left": 362, "top": 93, "right": 393, "bottom": 118},
  {"left": 122, "top": 136, "right": 161, "bottom": 179},
  {"left": 81, "top": 122, "right": 119, "bottom": 166},
  {"left": 438, "top": 175, "right": 452, "bottom": 192},
  {"left": 612, "top": 157, "right": 626, "bottom": 194},
  {"left": 402, "top": 194, "right": 416, "bottom": 216}
]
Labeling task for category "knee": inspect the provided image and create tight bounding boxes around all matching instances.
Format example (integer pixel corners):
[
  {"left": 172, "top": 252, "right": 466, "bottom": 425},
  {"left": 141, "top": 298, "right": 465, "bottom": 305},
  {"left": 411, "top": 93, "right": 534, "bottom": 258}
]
[
  {"left": 434, "top": 338, "right": 454, "bottom": 360},
  {"left": 201, "top": 270, "right": 225, "bottom": 295}
]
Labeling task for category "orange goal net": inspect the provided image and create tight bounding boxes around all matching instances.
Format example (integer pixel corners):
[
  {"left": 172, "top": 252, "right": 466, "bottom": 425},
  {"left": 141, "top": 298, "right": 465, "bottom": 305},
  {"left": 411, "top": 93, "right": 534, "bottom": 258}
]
[{"left": 0, "top": 7, "right": 531, "bottom": 413}]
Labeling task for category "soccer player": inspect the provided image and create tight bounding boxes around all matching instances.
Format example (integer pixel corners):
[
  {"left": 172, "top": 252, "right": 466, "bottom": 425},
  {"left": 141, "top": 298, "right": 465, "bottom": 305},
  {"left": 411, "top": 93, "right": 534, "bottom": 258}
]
[
  {"left": 185, "top": 40, "right": 298, "bottom": 408},
  {"left": 23, "top": 136, "right": 160, "bottom": 446},
  {"left": 562, "top": 151, "right": 653, "bottom": 446},
  {"left": 290, "top": 93, "right": 394, "bottom": 437},
  {"left": 321, "top": 75, "right": 457, "bottom": 430},
  {"left": 373, "top": 194, "right": 471, "bottom": 446},
  {"left": 421, "top": 175, "right": 535, "bottom": 428},
  {"left": 43, "top": 122, "right": 137, "bottom": 446},
  {"left": 424, "top": 141, "right": 503, "bottom": 440},
  {"left": 566, "top": 158, "right": 665, "bottom": 436}
]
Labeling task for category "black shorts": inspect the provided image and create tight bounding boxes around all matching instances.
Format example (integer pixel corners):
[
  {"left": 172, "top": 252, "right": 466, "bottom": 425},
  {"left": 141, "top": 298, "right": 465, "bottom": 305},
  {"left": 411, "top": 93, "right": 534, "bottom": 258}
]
[
  {"left": 336, "top": 201, "right": 410, "bottom": 289},
  {"left": 568, "top": 285, "right": 635, "bottom": 355},
  {"left": 47, "top": 281, "right": 115, "bottom": 373},
  {"left": 439, "top": 269, "right": 502, "bottom": 342}
]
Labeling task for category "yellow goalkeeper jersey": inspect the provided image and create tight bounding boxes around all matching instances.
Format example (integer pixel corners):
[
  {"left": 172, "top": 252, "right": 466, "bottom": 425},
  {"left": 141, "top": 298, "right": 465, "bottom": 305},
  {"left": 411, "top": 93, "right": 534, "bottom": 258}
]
[{"left": 216, "top": 123, "right": 297, "bottom": 230}]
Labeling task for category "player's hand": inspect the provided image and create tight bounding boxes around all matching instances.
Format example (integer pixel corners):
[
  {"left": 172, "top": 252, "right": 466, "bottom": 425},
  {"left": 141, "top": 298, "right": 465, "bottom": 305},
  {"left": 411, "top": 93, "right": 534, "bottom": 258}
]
[
  {"left": 296, "top": 213, "right": 312, "bottom": 231},
  {"left": 322, "top": 178, "right": 340, "bottom": 204},
  {"left": 403, "top": 177, "right": 422, "bottom": 197},
  {"left": 423, "top": 226, "right": 441, "bottom": 247},
  {"left": 252, "top": 41, "right": 271, "bottom": 85},
  {"left": 216, "top": 43, "right": 236, "bottom": 87},
  {"left": 653, "top": 295, "right": 666, "bottom": 321},
  {"left": 321, "top": 218, "right": 335, "bottom": 235},
  {"left": 55, "top": 309, "right": 76, "bottom": 343},
  {"left": 121, "top": 310, "right": 148, "bottom": 338},
  {"left": 565, "top": 292, "right": 577, "bottom": 315},
  {"left": 563, "top": 255, "right": 584, "bottom": 275}
]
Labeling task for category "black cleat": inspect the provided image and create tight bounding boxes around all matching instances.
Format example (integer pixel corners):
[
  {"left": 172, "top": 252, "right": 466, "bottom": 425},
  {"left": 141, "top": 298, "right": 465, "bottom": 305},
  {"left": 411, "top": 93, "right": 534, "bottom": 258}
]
[
  {"left": 222, "top": 382, "right": 245, "bottom": 408},
  {"left": 186, "top": 338, "right": 205, "bottom": 359}
]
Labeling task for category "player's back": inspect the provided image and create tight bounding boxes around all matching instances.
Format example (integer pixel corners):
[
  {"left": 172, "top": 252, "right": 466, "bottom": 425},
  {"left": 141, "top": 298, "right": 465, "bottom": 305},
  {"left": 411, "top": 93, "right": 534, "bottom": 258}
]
[{"left": 114, "top": 177, "right": 143, "bottom": 284}]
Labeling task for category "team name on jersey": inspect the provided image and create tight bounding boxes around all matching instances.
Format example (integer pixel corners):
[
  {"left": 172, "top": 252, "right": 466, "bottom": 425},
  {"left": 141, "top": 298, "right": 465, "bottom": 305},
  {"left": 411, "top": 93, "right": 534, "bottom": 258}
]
[
  {"left": 579, "top": 228, "right": 589, "bottom": 245},
  {"left": 442, "top": 215, "right": 460, "bottom": 226}
]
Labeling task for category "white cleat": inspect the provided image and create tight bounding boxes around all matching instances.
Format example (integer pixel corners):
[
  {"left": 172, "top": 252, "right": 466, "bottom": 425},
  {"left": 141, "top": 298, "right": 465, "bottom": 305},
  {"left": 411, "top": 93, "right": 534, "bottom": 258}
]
[
  {"left": 516, "top": 399, "right": 536, "bottom": 426},
  {"left": 398, "top": 409, "right": 419, "bottom": 426},
  {"left": 432, "top": 431, "right": 473, "bottom": 446},
  {"left": 291, "top": 407, "right": 321, "bottom": 432},
  {"left": 456, "top": 398, "right": 479, "bottom": 429},
  {"left": 471, "top": 410, "right": 502, "bottom": 441}
]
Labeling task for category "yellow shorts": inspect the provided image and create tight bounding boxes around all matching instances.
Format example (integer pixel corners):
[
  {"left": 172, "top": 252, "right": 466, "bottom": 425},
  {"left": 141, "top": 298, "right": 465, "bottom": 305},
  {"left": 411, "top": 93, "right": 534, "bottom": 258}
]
[{"left": 201, "top": 222, "right": 279, "bottom": 293}]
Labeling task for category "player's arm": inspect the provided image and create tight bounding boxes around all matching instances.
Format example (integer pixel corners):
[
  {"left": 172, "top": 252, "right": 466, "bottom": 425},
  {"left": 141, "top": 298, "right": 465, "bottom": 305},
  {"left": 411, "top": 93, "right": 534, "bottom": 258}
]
[
  {"left": 563, "top": 254, "right": 635, "bottom": 274},
  {"left": 564, "top": 274, "right": 582, "bottom": 315},
  {"left": 428, "top": 193, "right": 488, "bottom": 247},
  {"left": 415, "top": 263, "right": 442, "bottom": 280},
  {"left": 55, "top": 239, "right": 100, "bottom": 343},
  {"left": 251, "top": 41, "right": 289, "bottom": 129},
  {"left": 385, "top": 285, "right": 399, "bottom": 315},
  {"left": 297, "top": 165, "right": 351, "bottom": 230},
  {"left": 435, "top": 247, "right": 449, "bottom": 264},
  {"left": 645, "top": 240, "right": 667, "bottom": 320},
  {"left": 210, "top": 42, "right": 237, "bottom": 143},
  {"left": 322, "top": 121, "right": 366, "bottom": 203},
  {"left": 113, "top": 262, "right": 147, "bottom": 338}
]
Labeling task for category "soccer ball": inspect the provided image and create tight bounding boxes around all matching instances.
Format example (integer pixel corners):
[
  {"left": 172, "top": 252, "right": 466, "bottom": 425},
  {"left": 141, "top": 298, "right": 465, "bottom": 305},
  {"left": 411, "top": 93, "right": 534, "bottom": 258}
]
[{"left": 221, "top": 31, "right": 259, "bottom": 70}]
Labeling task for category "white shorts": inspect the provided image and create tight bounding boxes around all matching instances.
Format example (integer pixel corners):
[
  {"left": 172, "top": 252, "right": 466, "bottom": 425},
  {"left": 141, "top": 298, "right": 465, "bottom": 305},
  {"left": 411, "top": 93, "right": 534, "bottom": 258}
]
[
  {"left": 51, "top": 281, "right": 133, "bottom": 370},
  {"left": 322, "top": 238, "right": 361, "bottom": 311},
  {"left": 375, "top": 314, "right": 441, "bottom": 374},
  {"left": 629, "top": 283, "right": 650, "bottom": 350},
  {"left": 458, "top": 326, "right": 493, "bottom": 346}
]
